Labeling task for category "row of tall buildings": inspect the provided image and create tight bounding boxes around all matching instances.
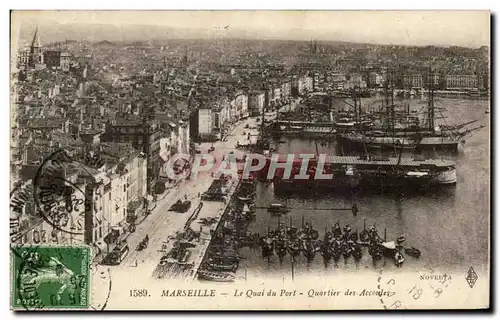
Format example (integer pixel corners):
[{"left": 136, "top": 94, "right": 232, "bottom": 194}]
[
  {"left": 318, "top": 70, "right": 489, "bottom": 91},
  {"left": 189, "top": 74, "right": 314, "bottom": 141},
  {"left": 400, "top": 72, "right": 489, "bottom": 90}
]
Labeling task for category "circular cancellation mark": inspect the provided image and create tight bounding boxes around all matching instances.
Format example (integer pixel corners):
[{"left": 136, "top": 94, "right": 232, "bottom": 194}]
[{"left": 32, "top": 149, "right": 88, "bottom": 236}]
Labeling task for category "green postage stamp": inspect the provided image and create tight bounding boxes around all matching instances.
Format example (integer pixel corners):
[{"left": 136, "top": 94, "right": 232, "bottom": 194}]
[{"left": 11, "top": 245, "right": 90, "bottom": 310}]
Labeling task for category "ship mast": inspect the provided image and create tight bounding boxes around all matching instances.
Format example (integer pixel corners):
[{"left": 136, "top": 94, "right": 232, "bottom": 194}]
[
  {"left": 383, "top": 69, "right": 395, "bottom": 134},
  {"left": 428, "top": 67, "right": 435, "bottom": 132},
  {"left": 390, "top": 69, "right": 396, "bottom": 138},
  {"left": 353, "top": 89, "right": 359, "bottom": 131},
  {"left": 353, "top": 87, "right": 369, "bottom": 158}
]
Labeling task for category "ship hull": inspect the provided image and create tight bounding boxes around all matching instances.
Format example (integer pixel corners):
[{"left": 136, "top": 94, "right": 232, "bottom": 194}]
[
  {"left": 337, "top": 134, "right": 459, "bottom": 152},
  {"left": 273, "top": 170, "right": 457, "bottom": 191},
  {"left": 278, "top": 130, "right": 337, "bottom": 139},
  {"left": 258, "top": 155, "right": 457, "bottom": 192}
]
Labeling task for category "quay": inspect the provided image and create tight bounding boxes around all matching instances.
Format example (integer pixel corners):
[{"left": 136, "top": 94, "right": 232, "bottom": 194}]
[
  {"left": 145, "top": 116, "right": 258, "bottom": 281},
  {"left": 189, "top": 180, "right": 241, "bottom": 280}
]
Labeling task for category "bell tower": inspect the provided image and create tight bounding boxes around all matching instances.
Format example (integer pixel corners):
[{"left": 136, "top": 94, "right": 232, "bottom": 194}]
[{"left": 29, "top": 26, "right": 43, "bottom": 68}]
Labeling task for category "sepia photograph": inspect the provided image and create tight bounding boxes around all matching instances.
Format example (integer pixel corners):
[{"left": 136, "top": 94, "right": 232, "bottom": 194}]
[{"left": 9, "top": 10, "right": 490, "bottom": 310}]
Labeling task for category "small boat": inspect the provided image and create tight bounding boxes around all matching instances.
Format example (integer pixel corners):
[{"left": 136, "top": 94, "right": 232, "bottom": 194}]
[
  {"left": 206, "top": 260, "right": 239, "bottom": 272},
  {"left": 302, "top": 241, "right": 316, "bottom": 262},
  {"left": 199, "top": 217, "right": 217, "bottom": 225},
  {"left": 341, "top": 243, "right": 353, "bottom": 259},
  {"left": 238, "top": 196, "right": 254, "bottom": 202},
  {"left": 397, "top": 235, "right": 406, "bottom": 245},
  {"left": 309, "top": 229, "right": 319, "bottom": 240},
  {"left": 287, "top": 240, "right": 301, "bottom": 257},
  {"left": 267, "top": 203, "right": 291, "bottom": 215},
  {"left": 369, "top": 245, "right": 383, "bottom": 261},
  {"left": 332, "top": 225, "right": 342, "bottom": 238},
  {"left": 405, "top": 247, "right": 421, "bottom": 258},
  {"left": 394, "top": 251, "right": 405, "bottom": 267},
  {"left": 349, "top": 231, "right": 359, "bottom": 242},
  {"left": 208, "top": 250, "right": 240, "bottom": 260},
  {"left": 260, "top": 236, "right": 274, "bottom": 258},
  {"left": 275, "top": 242, "right": 288, "bottom": 261},
  {"left": 198, "top": 271, "right": 235, "bottom": 282},
  {"left": 332, "top": 246, "right": 342, "bottom": 263},
  {"left": 381, "top": 241, "right": 397, "bottom": 251},
  {"left": 352, "top": 245, "right": 363, "bottom": 261}
]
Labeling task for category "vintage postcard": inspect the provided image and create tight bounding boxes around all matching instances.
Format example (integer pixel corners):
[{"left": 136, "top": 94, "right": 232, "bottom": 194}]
[{"left": 10, "top": 10, "right": 490, "bottom": 310}]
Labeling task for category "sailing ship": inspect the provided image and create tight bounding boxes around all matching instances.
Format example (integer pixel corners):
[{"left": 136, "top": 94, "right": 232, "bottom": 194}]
[
  {"left": 337, "top": 72, "right": 484, "bottom": 152},
  {"left": 198, "top": 270, "right": 235, "bottom": 282}
]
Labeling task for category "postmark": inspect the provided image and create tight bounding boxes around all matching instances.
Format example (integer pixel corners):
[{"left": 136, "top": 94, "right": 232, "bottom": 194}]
[
  {"left": 377, "top": 263, "right": 454, "bottom": 310},
  {"left": 89, "top": 264, "right": 113, "bottom": 310},
  {"left": 32, "top": 149, "right": 89, "bottom": 235},
  {"left": 11, "top": 245, "right": 91, "bottom": 310},
  {"left": 10, "top": 181, "right": 43, "bottom": 245}
]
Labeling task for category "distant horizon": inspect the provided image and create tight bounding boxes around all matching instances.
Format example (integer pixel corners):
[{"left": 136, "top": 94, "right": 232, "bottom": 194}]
[
  {"left": 42, "top": 36, "right": 490, "bottom": 50},
  {"left": 11, "top": 11, "right": 490, "bottom": 49}
]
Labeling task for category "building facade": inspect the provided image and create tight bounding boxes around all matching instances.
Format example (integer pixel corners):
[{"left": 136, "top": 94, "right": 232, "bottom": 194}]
[
  {"left": 445, "top": 74, "right": 479, "bottom": 89},
  {"left": 403, "top": 73, "right": 423, "bottom": 88},
  {"left": 248, "top": 91, "right": 266, "bottom": 116}
]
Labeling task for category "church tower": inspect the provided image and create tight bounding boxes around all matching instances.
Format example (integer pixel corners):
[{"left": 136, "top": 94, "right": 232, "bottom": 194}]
[{"left": 29, "top": 27, "right": 44, "bottom": 68}]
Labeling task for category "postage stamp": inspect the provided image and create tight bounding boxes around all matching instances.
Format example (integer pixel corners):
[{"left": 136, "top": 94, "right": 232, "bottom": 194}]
[{"left": 11, "top": 245, "right": 90, "bottom": 310}]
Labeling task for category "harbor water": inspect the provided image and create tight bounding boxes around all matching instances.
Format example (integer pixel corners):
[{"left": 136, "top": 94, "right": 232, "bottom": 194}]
[{"left": 238, "top": 97, "right": 490, "bottom": 279}]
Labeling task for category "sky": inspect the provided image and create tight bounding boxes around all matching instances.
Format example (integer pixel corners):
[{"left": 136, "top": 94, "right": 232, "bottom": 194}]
[{"left": 11, "top": 10, "right": 490, "bottom": 48}]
